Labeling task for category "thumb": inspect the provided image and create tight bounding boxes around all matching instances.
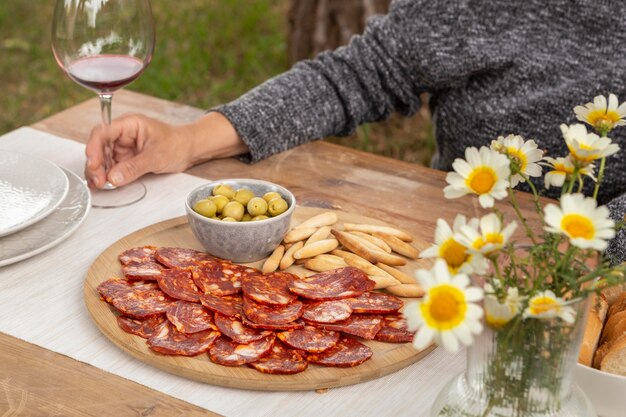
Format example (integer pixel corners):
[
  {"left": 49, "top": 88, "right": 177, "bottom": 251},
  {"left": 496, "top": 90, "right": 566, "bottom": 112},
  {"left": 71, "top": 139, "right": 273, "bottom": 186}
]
[{"left": 107, "top": 152, "right": 152, "bottom": 187}]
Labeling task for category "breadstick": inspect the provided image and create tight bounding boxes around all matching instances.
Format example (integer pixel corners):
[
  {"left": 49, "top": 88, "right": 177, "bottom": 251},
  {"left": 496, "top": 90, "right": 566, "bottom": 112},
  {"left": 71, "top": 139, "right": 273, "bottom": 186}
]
[
  {"left": 332, "top": 230, "right": 407, "bottom": 266},
  {"left": 346, "top": 232, "right": 387, "bottom": 253},
  {"left": 314, "top": 254, "right": 347, "bottom": 264},
  {"left": 376, "top": 263, "right": 416, "bottom": 284},
  {"left": 349, "top": 231, "right": 392, "bottom": 253},
  {"left": 331, "top": 249, "right": 393, "bottom": 278},
  {"left": 284, "top": 227, "right": 317, "bottom": 244},
  {"left": 293, "top": 239, "right": 339, "bottom": 259},
  {"left": 373, "top": 232, "right": 419, "bottom": 259},
  {"left": 386, "top": 283, "right": 425, "bottom": 298},
  {"left": 368, "top": 274, "right": 402, "bottom": 290},
  {"left": 280, "top": 241, "right": 303, "bottom": 270},
  {"left": 305, "top": 226, "right": 331, "bottom": 246},
  {"left": 295, "top": 212, "right": 338, "bottom": 229},
  {"left": 262, "top": 245, "right": 285, "bottom": 274},
  {"left": 343, "top": 223, "right": 413, "bottom": 242},
  {"left": 331, "top": 230, "right": 379, "bottom": 263},
  {"left": 304, "top": 255, "right": 347, "bottom": 272}
]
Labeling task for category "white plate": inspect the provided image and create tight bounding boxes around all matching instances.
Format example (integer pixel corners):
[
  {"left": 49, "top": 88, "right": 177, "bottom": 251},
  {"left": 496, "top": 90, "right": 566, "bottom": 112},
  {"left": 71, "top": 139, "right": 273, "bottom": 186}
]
[
  {"left": 575, "top": 363, "right": 626, "bottom": 417},
  {"left": 0, "top": 168, "right": 90, "bottom": 267},
  {"left": 0, "top": 150, "right": 69, "bottom": 237}
]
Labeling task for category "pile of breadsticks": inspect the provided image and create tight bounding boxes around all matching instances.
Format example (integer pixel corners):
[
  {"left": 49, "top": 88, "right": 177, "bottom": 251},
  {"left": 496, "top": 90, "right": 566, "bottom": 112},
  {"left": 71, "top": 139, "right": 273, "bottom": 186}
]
[{"left": 262, "top": 212, "right": 424, "bottom": 298}]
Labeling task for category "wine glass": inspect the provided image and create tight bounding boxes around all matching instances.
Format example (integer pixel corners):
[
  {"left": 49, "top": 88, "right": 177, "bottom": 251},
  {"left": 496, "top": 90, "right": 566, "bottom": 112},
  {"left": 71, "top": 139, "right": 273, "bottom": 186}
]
[{"left": 52, "top": 0, "right": 155, "bottom": 208}]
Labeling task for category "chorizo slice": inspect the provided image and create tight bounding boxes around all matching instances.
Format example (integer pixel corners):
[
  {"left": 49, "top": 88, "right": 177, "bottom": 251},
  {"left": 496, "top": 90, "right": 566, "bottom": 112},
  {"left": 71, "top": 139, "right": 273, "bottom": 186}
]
[
  {"left": 249, "top": 341, "right": 308, "bottom": 375},
  {"left": 374, "top": 314, "right": 415, "bottom": 343},
  {"left": 157, "top": 268, "right": 202, "bottom": 302},
  {"left": 301, "top": 299, "right": 353, "bottom": 323},
  {"left": 277, "top": 326, "right": 339, "bottom": 353},
  {"left": 147, "top": 322, "right": 219, "bottom": 356},
  {"left": 243, "top": 296, "right": 303, "bottom": 325},
  {"left": 192, "top": 261, "right": 259, "bottom": 296},
  {"left": 242, "top": 271, "right": 298, "bottom": 306},
  {"left": 241, "top": 314, "right": 305, "bottom": 331},
  {"left": 347, "top": 291, "right": 403, "bottom": 314},
  {"left": 308, "top": 314, "right": 384, "bottom": 340},
  {"left": 122, "top": 261, "right": 164, "bottom": 280},
  {"left": 166, "top": 301, "right": 217, "bottom": 334},
  {"left": 155, "top": 247, "right": 216, "bottom": 268},
  {"left": 97, "top": 278, "right": 174, "bottom": 318},
  {"left": 208, "top": 334, "right": 276, "bottom": 366},
  {"left": 214, "top": 312, "right": 272, "bottom": 344},
  {"left": 119, "top": 246, "right": 157, "bottom": 265},
  {"left": 306, "top": 337, "right": 373, "bottom": 367},
  {"left": 288, "top": 267, "right": 375, "bottom": 300},
  {"left": 199, "top": 293, "right": 243, "bottom": 318},
  {"left": 117, "top": 314, "right": 166, "bottom": 338}
]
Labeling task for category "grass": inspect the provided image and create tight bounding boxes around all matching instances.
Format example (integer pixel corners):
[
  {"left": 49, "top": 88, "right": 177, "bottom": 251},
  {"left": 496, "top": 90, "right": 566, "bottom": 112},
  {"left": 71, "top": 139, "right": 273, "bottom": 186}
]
[{"left": 0, "top": 1, "right": 433, "bottom": 165}]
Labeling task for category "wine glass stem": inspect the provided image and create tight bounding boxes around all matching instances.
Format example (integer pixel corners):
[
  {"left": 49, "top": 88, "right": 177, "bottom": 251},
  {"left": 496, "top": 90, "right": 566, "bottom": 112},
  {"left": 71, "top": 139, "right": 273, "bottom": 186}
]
[
  {"left": 99, "top": 93, "right": 113, "bottom": 126},
  {"left": 99, "top": 93, "right": 115, "bottom": 188}
]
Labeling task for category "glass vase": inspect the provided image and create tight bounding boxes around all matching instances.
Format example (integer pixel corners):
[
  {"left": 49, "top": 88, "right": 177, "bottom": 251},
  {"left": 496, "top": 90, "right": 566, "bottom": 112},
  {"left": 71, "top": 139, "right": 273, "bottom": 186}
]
[{"left": 430, "top": 297, "right": 596, "bottom": 417}]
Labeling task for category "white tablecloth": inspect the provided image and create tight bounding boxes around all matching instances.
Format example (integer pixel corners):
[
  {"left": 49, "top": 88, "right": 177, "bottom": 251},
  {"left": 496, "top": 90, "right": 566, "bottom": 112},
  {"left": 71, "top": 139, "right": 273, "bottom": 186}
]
[{"left": 0, "top": 127, "right": 466, "bottom": 417}]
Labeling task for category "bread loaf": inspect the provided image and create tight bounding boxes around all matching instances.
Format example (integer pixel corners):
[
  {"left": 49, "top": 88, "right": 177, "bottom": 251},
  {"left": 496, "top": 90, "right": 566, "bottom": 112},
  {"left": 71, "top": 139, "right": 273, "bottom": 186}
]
[
  {"left": 599, "top": 334, "right": 626, "bottom": 376},
  {"left": 579, "top": 293, "right": 608, "bottom": 367}
]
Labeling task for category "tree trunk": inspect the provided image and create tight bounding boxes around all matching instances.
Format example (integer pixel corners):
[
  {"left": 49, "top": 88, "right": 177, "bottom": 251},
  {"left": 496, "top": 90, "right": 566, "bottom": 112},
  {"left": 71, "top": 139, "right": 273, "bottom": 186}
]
[{"left": 287, "top": 0, "right": 391, "bottom": 64}]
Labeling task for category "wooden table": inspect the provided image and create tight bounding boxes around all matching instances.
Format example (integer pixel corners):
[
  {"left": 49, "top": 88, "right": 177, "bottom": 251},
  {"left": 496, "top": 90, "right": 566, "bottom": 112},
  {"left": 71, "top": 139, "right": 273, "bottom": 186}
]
[{"left": 2, "top": 90, "right": 540, "bottom": 416}]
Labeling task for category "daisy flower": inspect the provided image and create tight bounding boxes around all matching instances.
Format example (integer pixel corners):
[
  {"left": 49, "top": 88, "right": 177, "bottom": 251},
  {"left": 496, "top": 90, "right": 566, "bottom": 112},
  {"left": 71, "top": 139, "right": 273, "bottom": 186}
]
[
  {"left": 484, "top": 284, "right": 523, "bottom": 329},
  {"left": 490, "top": 135, "right": 543, "bottom": 187},
  {"left": 420, "top": 215, "right": 488, "bottom": 275},
  {"left": 542, "top": 156, "right": 595, "bottom": 189},
  {"left": 457, "top": 213, "right": 518, "bottom": 256},
  {"left": 560, "top": 123, "right": 619, "bottom": 164},
  {"left": 444, "top": 146, "right": 511, "bottom": 208},
  {"left": 523, "top": 290, "right": 576, "bottom": 323},
  {"left": 404, "top": 259, "right": 484, "bottom": 353},
  {"left": 574, "top": 93, "right": 626, "bottom": 132},
  {"left": 544, "top": 193, "right": 615, "bottom": 250}
]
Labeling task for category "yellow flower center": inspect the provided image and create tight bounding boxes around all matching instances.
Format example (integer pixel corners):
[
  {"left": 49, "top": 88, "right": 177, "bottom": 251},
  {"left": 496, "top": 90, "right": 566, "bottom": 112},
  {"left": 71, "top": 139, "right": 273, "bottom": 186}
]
[
  {"left": 505, "top": 146, "right": 528, "bottom": 171},
  {"left": 466, "top": 166, "right": 497, "bottom": 194},
  {"left": 587, "top": 109, "right": 621, "bottom": 128},
  {"left": 421, "top": 285, "right": 467, "bottom": 330},
  {"left": 529, "top": 296, "right": 559, "bottom": 315},
  {"left": 439, "top": 238, "right": 469, "bottom": 269},
  {"left": 552, "top": 162, "right": 572, "bottom": 174},
  {"left": 561, "top": 213, "right": 595, "bottom": 240},
  {"left": 472, "top": 233, "right": 504, "bottom": 251}
]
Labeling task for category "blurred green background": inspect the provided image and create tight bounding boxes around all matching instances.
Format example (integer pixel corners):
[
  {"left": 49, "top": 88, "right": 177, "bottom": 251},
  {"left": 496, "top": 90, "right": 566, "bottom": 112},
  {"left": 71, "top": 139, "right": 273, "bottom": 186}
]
[{"left": 0, "top": 0, "right": 433, "bottom": 165}]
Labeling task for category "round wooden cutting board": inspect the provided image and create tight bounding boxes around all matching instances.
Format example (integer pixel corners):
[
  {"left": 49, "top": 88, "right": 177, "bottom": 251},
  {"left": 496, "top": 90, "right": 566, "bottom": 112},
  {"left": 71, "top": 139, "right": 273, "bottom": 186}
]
[{"left": 84, "top": 207, "right": 435, "bottom": 391}]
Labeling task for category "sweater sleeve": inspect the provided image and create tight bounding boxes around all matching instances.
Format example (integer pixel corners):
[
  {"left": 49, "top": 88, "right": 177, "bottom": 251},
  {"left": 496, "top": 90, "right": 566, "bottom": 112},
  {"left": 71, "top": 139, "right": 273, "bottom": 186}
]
[
  {"left": 606, "top": 195, "right": 626, "bottom": 264},
  {"left": 214, "top": 0, "right": 514, "bottom": 162}
]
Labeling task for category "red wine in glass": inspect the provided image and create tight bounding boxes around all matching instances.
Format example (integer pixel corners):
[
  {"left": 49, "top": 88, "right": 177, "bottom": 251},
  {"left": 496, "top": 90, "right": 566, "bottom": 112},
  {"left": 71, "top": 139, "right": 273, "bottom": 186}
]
[
  {"left": 52, "top": 0, "right": 155, "bottom": 208},
  {"left": 66, "top": 54, "right": 146, "bottom": 93}
]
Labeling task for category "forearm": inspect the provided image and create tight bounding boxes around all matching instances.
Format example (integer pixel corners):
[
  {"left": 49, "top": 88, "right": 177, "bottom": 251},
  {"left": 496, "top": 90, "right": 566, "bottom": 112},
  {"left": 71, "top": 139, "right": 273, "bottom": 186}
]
[{"left": 183, "top": 111, "right": 249, "bottom": 165}]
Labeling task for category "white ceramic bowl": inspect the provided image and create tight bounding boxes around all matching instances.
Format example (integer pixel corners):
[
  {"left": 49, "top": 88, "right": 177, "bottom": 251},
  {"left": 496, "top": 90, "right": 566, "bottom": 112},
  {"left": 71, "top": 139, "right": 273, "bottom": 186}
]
[
  {"left": 185, "top": 179, "right": 295, "bottom": 263},
  {"left": 574, "top": 363, "right": 626, "bottom": 417}
]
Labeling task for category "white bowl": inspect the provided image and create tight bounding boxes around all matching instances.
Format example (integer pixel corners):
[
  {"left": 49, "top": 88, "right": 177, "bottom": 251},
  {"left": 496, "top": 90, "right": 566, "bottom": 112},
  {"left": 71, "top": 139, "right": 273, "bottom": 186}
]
[
  {"left": 185, "top": 179, "right": 296, "bottom": 263},
  {"left": 574, "top": 363, "right": 626, "bottom": 417}
]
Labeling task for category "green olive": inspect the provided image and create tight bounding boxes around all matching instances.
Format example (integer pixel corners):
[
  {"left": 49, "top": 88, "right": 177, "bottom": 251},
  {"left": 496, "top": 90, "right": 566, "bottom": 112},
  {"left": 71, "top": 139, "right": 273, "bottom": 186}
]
[
  {"left": 247, "top": 197, "right": 268, "bottom": 217},
  {"left": 241, "top": 213, "right": 253, "bottom": 222},
  {"left": 212, "top": 184, "right": 236, "bottom": 199},
  {"left": 263, "top": 191, "right": 282, "bottom": 202},
  {"left": 221, "top": 217, "right": 237, "bottom": 222},
  {"left": 251, "top": 215, "right": 269, "bottom": 221},
  {"left": 267, "top": 197, "right": 288, "bottom": 217},
  {"left": 234, "top": 188, "right": 255, "bottom": 206},
  {"left": 222, "top": 201, "right": 245, "bottom": 221},
  {"left": 210, "top": 195, "right": 229, "bottom": 214},
  {"left": 210, "top": 216, "right": 221, "bottom": 220},
  {"left": 193, "top": 199, "right": 217, "bottom": 218}
]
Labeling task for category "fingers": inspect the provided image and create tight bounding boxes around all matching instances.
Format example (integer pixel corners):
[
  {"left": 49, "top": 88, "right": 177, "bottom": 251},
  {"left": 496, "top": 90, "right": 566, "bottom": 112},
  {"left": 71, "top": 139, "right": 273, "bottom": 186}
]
[{"left": 107, "top": 150, "right": 154, "bottom": 187}]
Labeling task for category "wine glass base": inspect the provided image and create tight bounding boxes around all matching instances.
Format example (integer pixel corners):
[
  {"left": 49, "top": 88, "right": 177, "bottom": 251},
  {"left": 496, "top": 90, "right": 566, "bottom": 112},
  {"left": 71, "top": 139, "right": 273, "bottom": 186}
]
[{"left": 91, "top": 181, "right": 147, "bottom": 208}]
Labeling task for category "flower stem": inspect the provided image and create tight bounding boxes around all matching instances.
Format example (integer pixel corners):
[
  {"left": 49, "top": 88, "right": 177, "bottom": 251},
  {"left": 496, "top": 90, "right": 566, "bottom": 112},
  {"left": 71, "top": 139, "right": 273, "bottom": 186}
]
[
  {"left": 508, "top": 187, "right": 538, "bottom": 244},
  {"left": 593, "top": 157, "right": 606, "bottom": 200}
]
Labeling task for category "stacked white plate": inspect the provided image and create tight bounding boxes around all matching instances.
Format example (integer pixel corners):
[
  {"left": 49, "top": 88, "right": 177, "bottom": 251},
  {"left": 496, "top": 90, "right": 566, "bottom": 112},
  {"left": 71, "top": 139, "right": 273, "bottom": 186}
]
[{"left": 0, "top": 150, "right": 90, "bottom": 267}]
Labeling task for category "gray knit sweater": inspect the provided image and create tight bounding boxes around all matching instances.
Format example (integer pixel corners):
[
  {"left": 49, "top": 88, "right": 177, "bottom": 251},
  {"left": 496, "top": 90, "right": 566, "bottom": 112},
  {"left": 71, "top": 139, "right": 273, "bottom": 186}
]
[{"left": 216, "top": 0, "right": 626, "bottom": 263}]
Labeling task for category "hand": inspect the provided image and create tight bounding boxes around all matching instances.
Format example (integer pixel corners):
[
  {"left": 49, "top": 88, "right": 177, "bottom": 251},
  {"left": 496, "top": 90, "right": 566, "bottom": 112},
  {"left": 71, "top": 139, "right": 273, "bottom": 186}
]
[{"left": 85, "top": 112, "right": 247, "bottom": 188}]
